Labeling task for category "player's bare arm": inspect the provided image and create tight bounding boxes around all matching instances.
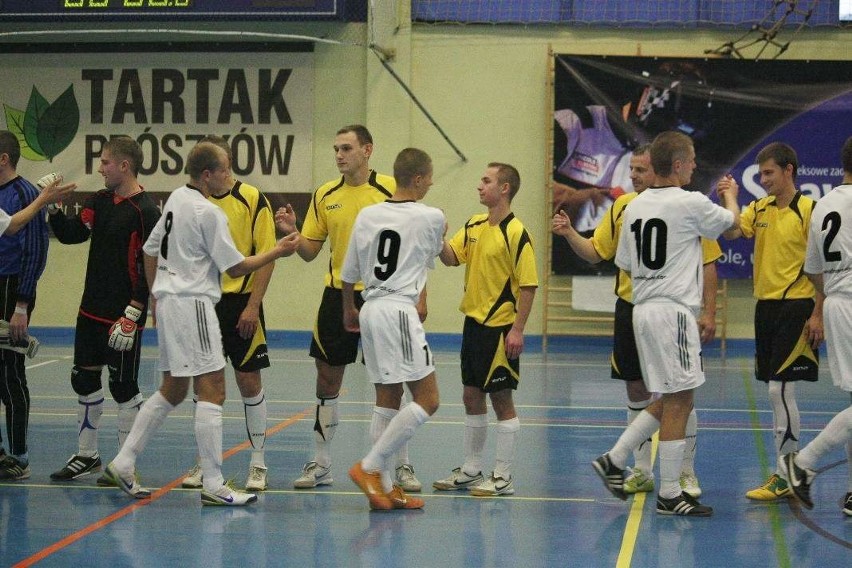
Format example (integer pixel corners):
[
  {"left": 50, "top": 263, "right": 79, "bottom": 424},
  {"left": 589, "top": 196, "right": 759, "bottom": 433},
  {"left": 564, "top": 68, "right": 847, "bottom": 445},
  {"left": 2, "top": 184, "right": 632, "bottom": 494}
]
[
  {"left": 505, "top": 286, "right": 537, "bottom": 360},
  {"left": 439, "top": 240, "right": 459, "bottom": 266},
  {"left": 805, "top": 290, "right": 825, "bottom": 350},
  {"left": 717, "top": 174, "right": 743, "bottom": 239},
  {"left": 341, "top": 280, "right": 360, "bottom": 332},
  {"left": 697, "top": 261, "right": 718, "bottom": 344},
  {"left": 551, "top": 210, "right": 603, "bottom": 264},
  {"left": 274, "top": 204, "right": 324, "bottom": 261}
]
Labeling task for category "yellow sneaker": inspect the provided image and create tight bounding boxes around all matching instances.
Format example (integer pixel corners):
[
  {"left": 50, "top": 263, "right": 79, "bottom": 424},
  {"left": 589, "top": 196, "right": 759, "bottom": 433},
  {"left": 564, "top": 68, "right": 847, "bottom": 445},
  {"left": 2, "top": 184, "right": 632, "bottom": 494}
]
[{"left": 745, "top": 473, "right": 792, "bottom": 500}]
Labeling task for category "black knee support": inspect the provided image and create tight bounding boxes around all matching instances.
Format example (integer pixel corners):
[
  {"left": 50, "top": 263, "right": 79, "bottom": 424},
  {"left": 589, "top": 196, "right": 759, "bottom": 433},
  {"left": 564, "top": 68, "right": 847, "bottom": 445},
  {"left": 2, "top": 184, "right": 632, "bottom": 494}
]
[
  {"left": 71, "top": 366, "right": 103, "bottom": 396},
  {"left": 108, "top": 365, "right": 140, "bottom": 405}
]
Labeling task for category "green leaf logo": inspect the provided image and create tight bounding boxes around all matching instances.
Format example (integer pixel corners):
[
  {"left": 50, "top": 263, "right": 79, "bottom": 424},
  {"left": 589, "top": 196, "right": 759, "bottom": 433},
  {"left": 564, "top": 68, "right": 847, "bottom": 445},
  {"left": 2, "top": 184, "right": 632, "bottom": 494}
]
[{"left": 3, "top": 85, "right": 79, "bottom": 162}]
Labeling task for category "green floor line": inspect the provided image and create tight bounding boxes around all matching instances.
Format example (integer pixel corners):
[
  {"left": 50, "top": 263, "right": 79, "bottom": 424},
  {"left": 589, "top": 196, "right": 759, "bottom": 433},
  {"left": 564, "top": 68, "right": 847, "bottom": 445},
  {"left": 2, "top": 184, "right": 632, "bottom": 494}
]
[{"left": 742, "top": 368, "right": 791, "bottom": 568}]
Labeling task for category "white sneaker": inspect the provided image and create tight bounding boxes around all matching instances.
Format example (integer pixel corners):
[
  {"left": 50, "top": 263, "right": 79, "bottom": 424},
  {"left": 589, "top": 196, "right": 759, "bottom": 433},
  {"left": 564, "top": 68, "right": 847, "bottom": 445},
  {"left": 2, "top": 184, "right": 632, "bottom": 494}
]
[
  {"left": 293, "top": 461, "right": 333, "bottom": 489},
  {"left": 245, "top": 465, "right": 268, "bottom": 491},
  {"left": 201, "top": 482, "right": 257, "bottom": 506},
  {"left": 432, "top": 467, "right": 484, "bottom": 491},
  {"left": 679, "top": 472, "right": 702, "bottom": 498},
  {"left": 469, "top": 472, "right": 515, "bottom": 496},
  {"left": 181, "top": 464, "right": 203, "bottom": 489},
  {"left": 395, "top": 464, "right": 422, "bottom": 492},
  {"left": 104, "top": 463, "right": 151, "bottom": 499}
]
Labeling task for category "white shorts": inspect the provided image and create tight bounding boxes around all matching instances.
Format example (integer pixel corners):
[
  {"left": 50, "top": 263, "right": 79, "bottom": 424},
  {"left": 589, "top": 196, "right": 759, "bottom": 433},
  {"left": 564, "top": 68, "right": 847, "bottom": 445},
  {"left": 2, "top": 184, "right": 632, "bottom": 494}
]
[
  {"left": 359, "top": 298, "right": 435, "bottom": 385},
  {"left": 824, "top": 295, "right": 852, "bottom": 392},
  {"left": 633, "top": 301, "right": 705, "bottom": 394},
  {"left": 155, "top": 295, "right": 225, "bottom": 377}
]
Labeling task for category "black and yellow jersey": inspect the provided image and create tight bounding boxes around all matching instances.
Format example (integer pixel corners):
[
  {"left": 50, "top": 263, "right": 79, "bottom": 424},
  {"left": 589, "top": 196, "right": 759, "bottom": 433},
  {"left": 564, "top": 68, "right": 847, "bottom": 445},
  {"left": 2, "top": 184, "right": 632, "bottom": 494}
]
[
  {"left": 740, "top": 191, "right": 815, "bottom": 300},
  {"left": 447, "top": 212, "right": 539, "bottom": 327},
  {"left": 591, "top": 192, "right": 723, "bottom": 302},
  {"left": 301, "top": 170, "right": 395, "bottom": 289},
  {"left": 208, "top": 181, "right": 276, "bottom": 294}
]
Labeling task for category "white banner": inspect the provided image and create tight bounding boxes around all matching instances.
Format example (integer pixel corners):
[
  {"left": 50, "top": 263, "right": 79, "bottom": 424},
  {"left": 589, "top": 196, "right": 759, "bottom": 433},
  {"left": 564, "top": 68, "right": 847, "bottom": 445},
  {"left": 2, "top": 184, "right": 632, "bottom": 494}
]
[{"left": 1, "top": 48, "right": 313, "bottom": 199}]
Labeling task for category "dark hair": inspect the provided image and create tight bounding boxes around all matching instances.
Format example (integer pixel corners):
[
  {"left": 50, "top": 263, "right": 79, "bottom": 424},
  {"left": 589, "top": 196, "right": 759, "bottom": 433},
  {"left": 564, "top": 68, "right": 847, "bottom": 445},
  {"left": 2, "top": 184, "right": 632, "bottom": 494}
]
[
  {"left": 756, "top": 142, "right": 798, "bottom": 180},
  {"left": 0, "top": 130, "right": 21, "bottom": 169},
  {"left": 337, "top": 124, "right": 373, "bottom": 146},
  {"left": 187, "top": 142, "right": 226, "bottom": 179},
  {"left": 488, "top": 162, "right": 521, "bottom": 200},
  {"left": 842, "top": 136, "right": 852, "bottom": 175},
  {"left": 650, "top": 131, "right": 692, "bottom": 177},
  {"left": 104, "top": 136, "right": 143, "bottom": 177},
  {"left": 394, "top": 148, "right": 432, "bottom": 188}
]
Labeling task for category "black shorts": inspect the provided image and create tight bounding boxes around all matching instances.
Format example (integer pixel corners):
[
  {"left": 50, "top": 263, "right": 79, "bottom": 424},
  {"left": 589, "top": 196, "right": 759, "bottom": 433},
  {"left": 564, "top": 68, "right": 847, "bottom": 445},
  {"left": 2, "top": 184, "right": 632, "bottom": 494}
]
[
  {"left": 74, "top": 314, "right": 143, "bottom": 383},
  {"left": 611, "top": 297, "right": 643, "bottom": 382},
  {"left": 309, "top": 287, "right": 364, "bottom": 366},
  {"left": 215, "top": 293, "right": 270, "bottom": 373},
  {"left": 460, "top": 317, "right": 519, "bottom": 393},
  {"left": 754, "top": 299, "right": 819, "bottom": 382}
]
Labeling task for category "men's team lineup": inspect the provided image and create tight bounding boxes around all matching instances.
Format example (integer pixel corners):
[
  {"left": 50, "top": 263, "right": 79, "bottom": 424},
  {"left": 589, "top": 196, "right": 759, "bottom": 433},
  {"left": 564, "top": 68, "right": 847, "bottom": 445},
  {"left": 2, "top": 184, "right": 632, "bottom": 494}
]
[{"left": 0, "top": 125, "right": 850, "bottom": 519}]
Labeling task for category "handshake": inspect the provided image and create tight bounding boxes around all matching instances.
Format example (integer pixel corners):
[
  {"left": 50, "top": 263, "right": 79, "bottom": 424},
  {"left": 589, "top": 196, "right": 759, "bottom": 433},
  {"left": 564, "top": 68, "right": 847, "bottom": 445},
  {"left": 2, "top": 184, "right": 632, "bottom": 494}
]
[{"left": 36, "top": 172, "right": 75, "bottom": 213}]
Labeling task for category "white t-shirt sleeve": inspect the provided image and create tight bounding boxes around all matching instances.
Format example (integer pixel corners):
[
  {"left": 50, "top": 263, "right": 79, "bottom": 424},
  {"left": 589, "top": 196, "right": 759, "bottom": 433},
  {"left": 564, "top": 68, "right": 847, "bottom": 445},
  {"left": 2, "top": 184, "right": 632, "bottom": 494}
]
[
  {"left": 614, "top": 212, "right": 632, "bottom": 272},
  {"left": 143, "top": 213, "right": 166, "bottom": 257},
  {"left": 201, "top": 206, "right": 244, "bottom": 273},
  {"left": 692, "top": 193, "right": 735, "bottom": 239},
  {"left": 804, "top": 206, "right": 824, "bottom": 275},
  {"left": 0, "top": 209, "right": 12, "bottom": 235}
]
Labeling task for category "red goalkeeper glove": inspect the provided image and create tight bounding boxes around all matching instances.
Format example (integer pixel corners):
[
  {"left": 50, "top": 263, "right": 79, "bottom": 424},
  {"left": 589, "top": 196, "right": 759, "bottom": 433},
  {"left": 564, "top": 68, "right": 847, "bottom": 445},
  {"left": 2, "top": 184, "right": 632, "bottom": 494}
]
[{"left": 108, "top": 305, "right": 142, "bottom": 351}]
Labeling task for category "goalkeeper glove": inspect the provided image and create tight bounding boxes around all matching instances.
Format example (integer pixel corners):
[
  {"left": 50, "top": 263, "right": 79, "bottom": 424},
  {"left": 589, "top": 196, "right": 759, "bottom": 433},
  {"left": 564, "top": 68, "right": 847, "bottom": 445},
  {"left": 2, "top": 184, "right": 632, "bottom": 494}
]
[
  {"left": 37, "top": 172, "right": 63, "bottom": 213},
  {"left": 108, "top": 305, "right": 143, "bottom": 351}
]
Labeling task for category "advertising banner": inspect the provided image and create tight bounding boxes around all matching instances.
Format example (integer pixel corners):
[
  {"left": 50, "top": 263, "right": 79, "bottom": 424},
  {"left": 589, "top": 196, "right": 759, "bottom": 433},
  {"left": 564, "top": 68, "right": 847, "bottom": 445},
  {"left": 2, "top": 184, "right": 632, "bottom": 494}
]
[
  {"left": 552, "top": 54, "right": 852, "bottom": 279},
  {"left": 1, "top": 44, "right": 314, "bottom": 218}
]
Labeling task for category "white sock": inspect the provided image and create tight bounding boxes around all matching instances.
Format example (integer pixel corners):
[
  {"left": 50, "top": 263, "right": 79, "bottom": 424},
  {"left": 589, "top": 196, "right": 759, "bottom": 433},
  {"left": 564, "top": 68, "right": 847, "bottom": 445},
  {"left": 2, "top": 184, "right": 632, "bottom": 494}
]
[
  {"left": 370, "top": 406, "right": 398, "bottom": 492},
  {"left": 196, "top": 401, "right": 225, "bottom": 492},
  {"left": 658, "top": 439, "right": 687, "bottom": 499},
  {"left": 363, "top": 402, "right": 428, "bottom": 480},
  {"left": 397, "top": 401, "right": 412, "bottom": 468},
  {"left": 610, "top": 411, "right": 660, "bottom": 469},
  {"left": 117, "top": 393, "right": 144, "bottom": 449},
  {"left": 682, "top": 408, "right": 698, "bottom": 475},
  {"left": 112, "top": 391, "right": 173, "bottom": 474},
  {"left": 243, "top": 389, "right": 267, "bottom": 468},
  {"left": 797, "top": 406, "right": 852, "bottom": 471},
  {"left": 314, "top": 397, "right": 338, "bottom": 468},
  {"left": 769, "top": 381, "right": 800, "bottom": 472},
  {"left": 77, "top": 390, "right": 104, "bottom": 457},
  {"left": 463, "top": 414, "right": 488, "bottom": 476},
  {"left": 495, "top": 417, "right": 520, "bottom": 479},
  {"left": 628, "top": 398, "right": 652, "bottom": 474}
]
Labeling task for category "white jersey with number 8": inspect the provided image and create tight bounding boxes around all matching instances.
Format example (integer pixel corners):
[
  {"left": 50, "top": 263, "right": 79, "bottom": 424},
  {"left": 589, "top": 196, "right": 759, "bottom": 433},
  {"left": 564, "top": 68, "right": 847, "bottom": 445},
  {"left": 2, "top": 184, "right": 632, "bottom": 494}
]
[{"left": 142, "top": 185, "right": 244, "bottom": 301}]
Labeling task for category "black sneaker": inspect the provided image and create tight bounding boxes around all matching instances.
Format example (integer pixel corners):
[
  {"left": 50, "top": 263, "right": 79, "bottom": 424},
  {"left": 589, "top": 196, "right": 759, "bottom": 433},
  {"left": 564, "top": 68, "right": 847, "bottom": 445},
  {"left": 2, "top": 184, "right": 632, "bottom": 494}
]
[
  {"left": 0, "top": 456, "right": 31, "bottom": 480},
  {"left": 592, "top": 453, "right": 627, "bottom": 501},
  {"left": 50, "top": 454, "right": 102, "bottom": 481},
  {"left": 843, "top": 493, "right": 851, "bottom": 517},
  {"left": 783, "top": 452, "right": 814, "bottom": 509},
  {"left": 656, "top": 492, "right": 713, "bottom": 516}
]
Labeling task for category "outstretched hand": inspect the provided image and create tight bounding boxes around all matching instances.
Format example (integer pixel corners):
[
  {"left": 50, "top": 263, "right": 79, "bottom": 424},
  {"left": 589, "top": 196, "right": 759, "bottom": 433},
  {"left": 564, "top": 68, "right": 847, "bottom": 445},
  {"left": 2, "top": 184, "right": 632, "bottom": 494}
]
[
  {"left": 551, "top": 210, "right": 574, "bottom": 237},
  {"left": 716, "top": 174, "right": 739, "bottom": 202},
  {"left": 275, "top": 231, "right": 301, "bottom": 257},
  {"left": 275, "top": 204, "right": 298, "bottom": 234}
]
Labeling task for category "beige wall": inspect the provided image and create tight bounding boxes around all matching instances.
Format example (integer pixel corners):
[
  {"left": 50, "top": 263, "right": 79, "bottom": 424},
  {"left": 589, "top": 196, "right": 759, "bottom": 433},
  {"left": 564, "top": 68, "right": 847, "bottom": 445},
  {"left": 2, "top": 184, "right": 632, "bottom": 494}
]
[{"left": 13, "top": 15, "right": 849, "bottom": 338}]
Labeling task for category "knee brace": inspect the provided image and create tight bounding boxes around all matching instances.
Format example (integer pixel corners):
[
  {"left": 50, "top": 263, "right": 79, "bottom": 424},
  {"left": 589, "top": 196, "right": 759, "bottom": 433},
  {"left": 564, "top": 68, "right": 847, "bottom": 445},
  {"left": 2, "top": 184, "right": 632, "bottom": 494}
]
[
  {"left": 71, "top": 366, "right": 103, "bottom": 396},
  {"left": 108, "top": 366, "right": 141, "bottom": 405}
]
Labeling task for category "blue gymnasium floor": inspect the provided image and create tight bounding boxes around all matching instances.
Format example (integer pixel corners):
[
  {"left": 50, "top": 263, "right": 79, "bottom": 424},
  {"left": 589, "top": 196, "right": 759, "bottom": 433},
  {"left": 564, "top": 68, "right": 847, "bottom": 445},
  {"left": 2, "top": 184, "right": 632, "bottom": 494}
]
[{"left": 0, "top": 339, "right": 850, "bottom": 567}]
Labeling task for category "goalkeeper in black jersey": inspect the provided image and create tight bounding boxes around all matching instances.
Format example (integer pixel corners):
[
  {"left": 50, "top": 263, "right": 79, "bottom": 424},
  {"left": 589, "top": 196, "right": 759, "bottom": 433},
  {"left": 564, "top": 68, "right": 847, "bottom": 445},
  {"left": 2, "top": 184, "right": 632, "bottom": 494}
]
[{"left": 48, "top": 136, "right": 161, "bottom": 484}]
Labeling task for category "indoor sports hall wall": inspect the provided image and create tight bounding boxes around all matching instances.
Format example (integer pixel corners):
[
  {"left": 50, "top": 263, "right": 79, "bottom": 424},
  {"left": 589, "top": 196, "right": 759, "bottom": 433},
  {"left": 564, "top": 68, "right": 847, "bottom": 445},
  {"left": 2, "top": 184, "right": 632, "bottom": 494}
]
[{"left": 3, "top": 6, "right": 849, "bottom": 342}]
